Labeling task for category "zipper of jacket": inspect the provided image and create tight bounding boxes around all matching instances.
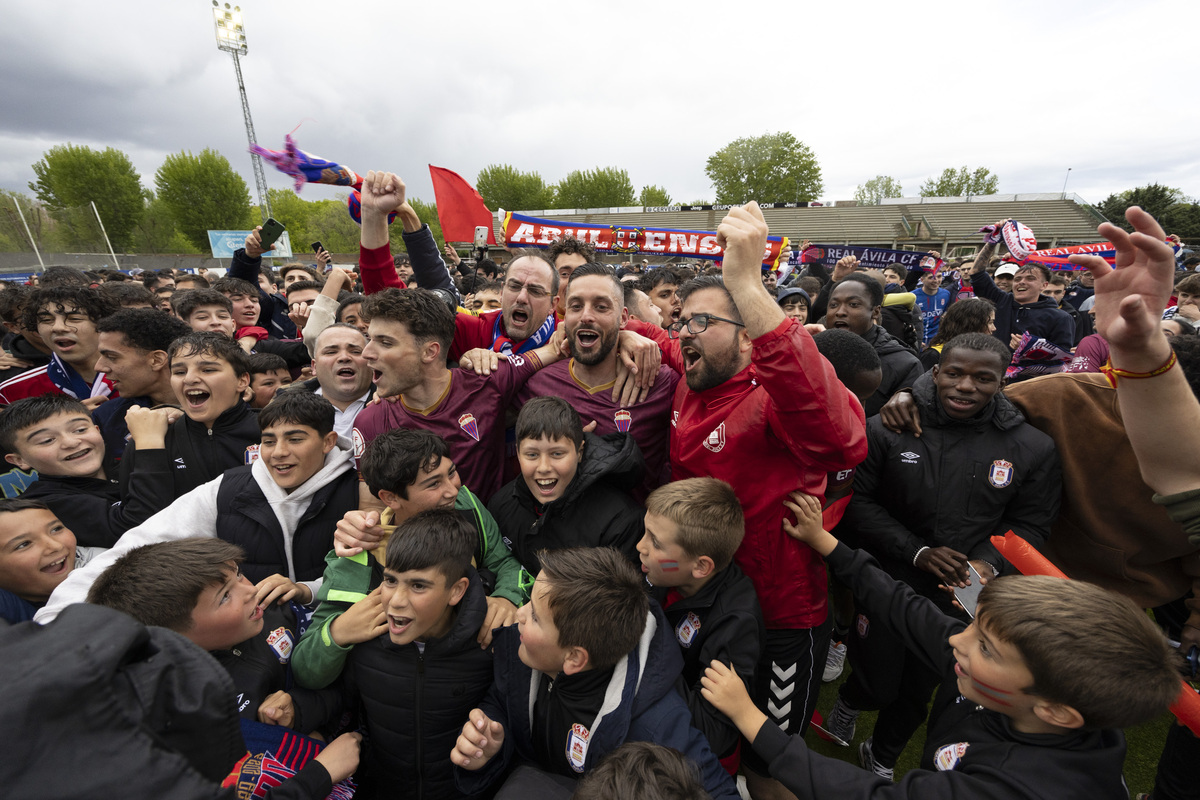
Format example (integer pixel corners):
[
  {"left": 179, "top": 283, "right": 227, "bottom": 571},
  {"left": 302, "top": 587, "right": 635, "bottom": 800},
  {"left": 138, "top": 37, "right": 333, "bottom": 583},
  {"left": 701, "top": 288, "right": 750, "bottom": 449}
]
[{"left": 416, "top": 650, "right": 425, "bottom": 798}]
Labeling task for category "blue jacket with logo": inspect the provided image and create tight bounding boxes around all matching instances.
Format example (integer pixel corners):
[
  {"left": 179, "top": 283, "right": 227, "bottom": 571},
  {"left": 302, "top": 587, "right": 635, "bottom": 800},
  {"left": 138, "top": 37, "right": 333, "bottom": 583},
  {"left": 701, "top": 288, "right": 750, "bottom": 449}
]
[
  {"left": 454, "top": 602, "right": 740, "bottom": 800},
  {"left": 843, "top": 373, "right": 1061, "bottom": 597}
]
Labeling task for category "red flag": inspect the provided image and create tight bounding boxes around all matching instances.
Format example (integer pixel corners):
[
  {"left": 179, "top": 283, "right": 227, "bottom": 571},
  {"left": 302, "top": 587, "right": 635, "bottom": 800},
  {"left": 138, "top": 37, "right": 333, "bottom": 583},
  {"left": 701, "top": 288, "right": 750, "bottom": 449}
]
[{"left": 428, "top": 166, "right": 497, "bottom": 244}]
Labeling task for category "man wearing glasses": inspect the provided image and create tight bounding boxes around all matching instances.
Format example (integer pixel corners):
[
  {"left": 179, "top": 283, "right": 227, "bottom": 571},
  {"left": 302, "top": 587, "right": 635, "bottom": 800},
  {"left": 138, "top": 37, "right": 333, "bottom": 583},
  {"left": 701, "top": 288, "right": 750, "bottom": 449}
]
[{"left": 638, "top": 203, "right": 868, "bottom": 800}]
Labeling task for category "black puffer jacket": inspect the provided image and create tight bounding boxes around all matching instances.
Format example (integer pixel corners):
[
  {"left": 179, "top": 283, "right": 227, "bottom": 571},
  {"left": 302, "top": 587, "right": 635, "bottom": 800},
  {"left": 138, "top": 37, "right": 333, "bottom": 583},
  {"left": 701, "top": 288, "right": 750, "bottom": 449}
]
[
  {"left": 487, "top": 431, "right": 645, "bottom": 576},
  {"left": 214, "top": 463, "right": 357, "bottom": 585},
  {"left": 346, "top": 570, "right": 493, "bottom": 800},
  {"left": 864, "top": 324, "right": 924, "bottom": 417},
  {"left": 843, "top": 372, "right": 1061, "bottom": 600}
]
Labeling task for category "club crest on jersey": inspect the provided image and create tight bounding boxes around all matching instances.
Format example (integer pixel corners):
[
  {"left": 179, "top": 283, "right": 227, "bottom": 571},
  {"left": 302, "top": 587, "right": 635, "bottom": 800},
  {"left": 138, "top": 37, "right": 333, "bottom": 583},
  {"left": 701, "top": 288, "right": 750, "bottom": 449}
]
[
  {"left": 459, "top": 413, "right": 480, "bottom": 442},
  {"left": 934, "top": 742, "right": 969, "bottom": 771},
  {"left": 856, "top": 613, "right": 869, "bottom": 639},
  {"left": 614, "top": 409, "right": 632, "bottom": 433},
  {"left": 702, "top": 422, "right": 726, "bottom": 453},
  {"left": 566, "top": 723, "right": 590, "bottom": 772},
  {"left": 265, "top": 627, "right": 294, "bottom": 664},
  {"left": 244, "top": 444, "right": 261, "bottom": 465},
  {"left": 988, "top": 459, "right": 1013, "bottom": 488},
  {"left": 676, "top": 612, "right": 702, "bottom": 647}
]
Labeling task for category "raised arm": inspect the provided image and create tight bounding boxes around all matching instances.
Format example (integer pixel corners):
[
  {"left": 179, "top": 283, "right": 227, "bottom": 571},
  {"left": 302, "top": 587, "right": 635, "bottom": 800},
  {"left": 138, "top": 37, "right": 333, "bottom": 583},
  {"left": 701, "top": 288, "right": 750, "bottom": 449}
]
[
  {"left": 1070, "top": 206, "right": 1200, "bottom": 496},
  {"left": 357, "top": 171, "right": 406, "bottom": 294}
]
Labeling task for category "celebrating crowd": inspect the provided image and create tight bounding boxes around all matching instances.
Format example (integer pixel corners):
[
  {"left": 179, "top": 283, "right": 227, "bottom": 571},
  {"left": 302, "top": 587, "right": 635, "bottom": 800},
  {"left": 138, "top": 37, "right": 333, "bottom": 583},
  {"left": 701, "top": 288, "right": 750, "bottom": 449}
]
[{"left": 1, "top": 170, "right": 1198, "bottom": 800}]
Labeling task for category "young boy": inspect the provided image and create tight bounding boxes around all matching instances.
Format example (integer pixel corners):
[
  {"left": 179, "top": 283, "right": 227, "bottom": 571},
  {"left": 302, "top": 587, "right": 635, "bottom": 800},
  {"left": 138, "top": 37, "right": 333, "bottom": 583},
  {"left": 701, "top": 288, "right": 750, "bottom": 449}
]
[
  {"left": 341, "top": 508, "right": 495, "bottom": 799},
  {"left": 294, "top": 427, "right": 526, "bottom": 689},
  {"left": 637, "top": 478, "right": 764, "bottom": 773},
  {"left": 247, "top": 351, "right": 293, "bottom": 408},
  {"left": 174, "top": 288, "right": 237, "bottom": 337},
  {"left": 87, "top": 538, "right": 341, "bottom": 733},
  {"left": 0, "top": 285, "right": 119, "bottom": 405},
  {"left": 0, "top": 498, "right": 103, "bottom": 623},
  {"left": 0, "top": 395, "right": 177, "bottom": 547},
  {"left": 212, "top": 277, "right": 264, "bottom": 332},
  {"left": 486, "top": 396, "right": 645, "bottom": 576},
  {"left": 451, "top": 547, "right": 739, "bottom": 800},
  {"left": 36, "top": 391, "right": 358, "bottom": 623},
  {"left": 118, "top": 331, "right": 260, "bottom": 498},
  {"left": 701, "top": 492, "right": 1181, "bottom": 800}
]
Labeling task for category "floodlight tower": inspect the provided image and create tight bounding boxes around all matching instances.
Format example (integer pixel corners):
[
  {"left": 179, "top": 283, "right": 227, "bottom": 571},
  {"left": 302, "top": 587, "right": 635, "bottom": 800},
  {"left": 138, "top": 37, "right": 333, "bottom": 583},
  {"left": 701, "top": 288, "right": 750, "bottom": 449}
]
[{"left": 212, "top": 1, "right": 271, "bottom": 221}]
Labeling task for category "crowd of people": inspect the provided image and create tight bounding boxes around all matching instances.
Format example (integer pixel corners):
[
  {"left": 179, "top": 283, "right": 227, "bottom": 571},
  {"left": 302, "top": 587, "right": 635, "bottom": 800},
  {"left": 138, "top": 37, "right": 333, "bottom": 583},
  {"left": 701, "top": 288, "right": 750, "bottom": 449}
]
[{"left": 0, "top": 169, "right": 1198, "bottom": 800}]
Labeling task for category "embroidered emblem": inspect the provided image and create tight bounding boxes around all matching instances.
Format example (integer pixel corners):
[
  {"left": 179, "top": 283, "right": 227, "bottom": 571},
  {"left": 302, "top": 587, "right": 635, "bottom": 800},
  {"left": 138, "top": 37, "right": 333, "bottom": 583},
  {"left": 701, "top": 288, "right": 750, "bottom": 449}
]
[
  {"left": 988, "top": 459, "right": 1013, "bottom": 488},
  {"left": 702, "top": 422, "right": 726, "bottom": 453},
  {"left": 265, "top": 627, "right": 294, "bottom": 663},
  {"left": 676, "top": 612, "right": 702, "bottom": 647},
  {"left": 459, "top": 413, "right": 480, "bottom": 442},
  {"left": 900, "top": 451, "right": 920, "bottom": 464},
  {"left": 614, "top": 409, "right": 632, "bottom": 433},
  {"left": 566, "top": 723, "right": 590, "bottom": 772},
  {"left": 934, "top": 742, "right": 970, "bottom": 771},
  {"left": 244, "top": 444, "right": 261, "bottom": 465},
  {"left": 856, "top": 613, "right": 869, "bottom": 639}
]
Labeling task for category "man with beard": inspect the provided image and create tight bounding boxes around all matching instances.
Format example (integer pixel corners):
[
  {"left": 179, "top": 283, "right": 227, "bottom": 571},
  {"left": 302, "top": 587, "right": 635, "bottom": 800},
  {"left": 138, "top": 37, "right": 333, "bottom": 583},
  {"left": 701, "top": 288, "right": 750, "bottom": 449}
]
[
  {"left": 516, "top": 263, "right": 679, "bottom": 497},
  {"left": 281, "top": 323, "right": 375, "bottom": 439},
  {"left": 659, "top": 204, "right": 867, "bottom": 800}
]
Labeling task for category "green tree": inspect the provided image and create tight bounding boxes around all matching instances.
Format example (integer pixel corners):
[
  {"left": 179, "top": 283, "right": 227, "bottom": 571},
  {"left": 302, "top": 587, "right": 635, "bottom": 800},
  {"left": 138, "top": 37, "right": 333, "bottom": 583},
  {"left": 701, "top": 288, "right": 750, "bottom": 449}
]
[
  {"left": 639, "top": 185, "right": 673, "bottom": 207},
  {"left": 704, "top": 132, "right": 823, "bottom": 204},
  {"left": 155, "top": 149, "right": 253, "bottom": 251},
  {"left": 1095, "top": 184, "right": 1187, "bottom": 230},
  {"left": 854, "top": 175, "right": 904, "bottom": 206},
  {"left": 476, "top": 164, "right": 556, "bottom": 211},
  {"left": 0, "top": 190, "right": 50, "bottom": 253},
  {"left": 307, "top": 197, "right": 363, "bottom": 255},
  {"left": 130, "top": 195, "right": 191, "bottom": 254},
  {"left": 264, "top": 187, "right": 318, "bottom": 253},
  {"left": 553, "top": 167, "right": 636, "bottom": 209},
  {"left": 30, "top": 143, "right": 145, "bottom": 250},
  {"left": 918, "top": 166, "right": 999, "bottom": 197}
]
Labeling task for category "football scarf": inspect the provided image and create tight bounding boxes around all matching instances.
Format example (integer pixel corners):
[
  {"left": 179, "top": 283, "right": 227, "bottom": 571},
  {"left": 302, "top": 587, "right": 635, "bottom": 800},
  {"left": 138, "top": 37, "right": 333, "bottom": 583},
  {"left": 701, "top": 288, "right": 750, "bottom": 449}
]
[
  {"left": 48, "top": 353, "right": 110, "bottom": 400},
  {"left": 492, "top": 311, "right": 556, "bottom": 356}
]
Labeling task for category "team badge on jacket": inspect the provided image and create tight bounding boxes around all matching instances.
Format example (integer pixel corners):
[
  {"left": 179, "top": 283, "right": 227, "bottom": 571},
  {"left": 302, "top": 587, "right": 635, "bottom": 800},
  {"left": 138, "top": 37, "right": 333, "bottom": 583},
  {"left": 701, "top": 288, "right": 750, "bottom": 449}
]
[
  {"left": 244, "top": 444, "right": 261, "bottom": 465},
  {"left": 988, "top": 459, "right": 1013, "bottom": 488},
  {"left": 856, "top": 613, "right": 869, "bottom": 639},
  {"left": 459, "top": 413, "right": 480, "bottom": 442},
  {"left": 676, "top": 612, "right": 702, "bottom": 647},
  {"left": 702, "top": 422, "right": 726, "bottom": 453},
  {"left": 614, "top": 409, "right": 632, "bottom": 433},
  {"left": 934, "top": 742, "right": 970, "bottom": 771},
  {"left": 566, "top": 723, "right": 591, "bottom": 772},
  {"left": 265, "top": 627, "right": 294, "bottom": 664}
]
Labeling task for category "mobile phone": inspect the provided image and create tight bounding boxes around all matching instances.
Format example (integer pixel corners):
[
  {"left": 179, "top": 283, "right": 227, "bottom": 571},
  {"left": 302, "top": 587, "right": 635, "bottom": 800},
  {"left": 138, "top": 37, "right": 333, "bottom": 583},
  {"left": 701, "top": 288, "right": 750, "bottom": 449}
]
[
  {"left": 474, "top": 226, "right": 489, "bottom": 248},
  {"left": 259, "top": 218, "right": 286, "bottom": 249},
  {"left": 311, "top": 241, "right": 324, "bottom": 255},
  {"left": 953, "top": 563, "right": 987, "bottom": 619}
]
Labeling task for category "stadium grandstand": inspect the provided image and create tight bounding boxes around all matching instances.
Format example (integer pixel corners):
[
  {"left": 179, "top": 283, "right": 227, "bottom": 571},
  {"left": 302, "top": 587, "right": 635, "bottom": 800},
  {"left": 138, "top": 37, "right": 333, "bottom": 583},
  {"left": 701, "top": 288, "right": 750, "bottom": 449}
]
[{"left": 493, "top": 193, "right": 1108, "bottom": 262}]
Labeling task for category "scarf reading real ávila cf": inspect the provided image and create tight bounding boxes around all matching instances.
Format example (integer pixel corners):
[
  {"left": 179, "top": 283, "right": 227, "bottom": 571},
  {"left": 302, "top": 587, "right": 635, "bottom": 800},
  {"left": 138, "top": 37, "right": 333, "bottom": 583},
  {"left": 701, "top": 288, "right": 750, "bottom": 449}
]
[
  {"left": 801, "top": 244, "right": 942, "bottom": 272},
  {"left": 502, "top": 212, "right": 790, "bottom": 269},
  {"left": 492, "top": 311, "right": 556, "bottom": 356}
]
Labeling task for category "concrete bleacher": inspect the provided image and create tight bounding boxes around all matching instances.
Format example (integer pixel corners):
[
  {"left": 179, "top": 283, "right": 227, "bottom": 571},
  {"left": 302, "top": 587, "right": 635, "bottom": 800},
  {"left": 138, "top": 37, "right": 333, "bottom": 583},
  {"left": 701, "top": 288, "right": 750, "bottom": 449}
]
[{"left": 496, "top": 194, "right": 1107, "bottom": 261}]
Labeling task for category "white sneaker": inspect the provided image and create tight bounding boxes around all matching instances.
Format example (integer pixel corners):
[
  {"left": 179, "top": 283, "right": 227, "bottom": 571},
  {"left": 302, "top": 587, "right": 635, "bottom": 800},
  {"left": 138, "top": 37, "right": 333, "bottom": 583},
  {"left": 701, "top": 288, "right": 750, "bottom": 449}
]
[
  {"left": 823, "top": 641, "right": 847, "bottom": 682},
  {"left": 825, "top": 695, "right": 859, "bottom": 744},
  {"left": 859, "top": 738, "right": 895, "bottom": 781}
]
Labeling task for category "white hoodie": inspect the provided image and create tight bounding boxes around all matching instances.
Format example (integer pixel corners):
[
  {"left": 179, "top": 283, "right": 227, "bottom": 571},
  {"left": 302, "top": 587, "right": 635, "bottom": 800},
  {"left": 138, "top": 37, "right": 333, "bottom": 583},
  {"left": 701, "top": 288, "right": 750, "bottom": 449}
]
[{"left": 35, "top": 438, "right": 356, "bottom": 624}]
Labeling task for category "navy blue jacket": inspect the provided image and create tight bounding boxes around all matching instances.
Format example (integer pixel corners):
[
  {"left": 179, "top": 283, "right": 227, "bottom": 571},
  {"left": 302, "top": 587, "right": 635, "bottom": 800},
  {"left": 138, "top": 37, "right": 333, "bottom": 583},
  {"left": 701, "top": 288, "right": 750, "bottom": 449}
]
[{"left": 454, "top": 603, "right": 739, "bottom": 799}]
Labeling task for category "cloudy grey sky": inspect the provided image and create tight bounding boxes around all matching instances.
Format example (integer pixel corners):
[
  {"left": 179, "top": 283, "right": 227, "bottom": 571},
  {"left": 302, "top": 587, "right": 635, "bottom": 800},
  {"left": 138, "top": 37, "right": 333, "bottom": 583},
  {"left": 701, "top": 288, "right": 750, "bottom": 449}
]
[{"left": 3, "top": 0, "right": 1197, "bottom": 214}]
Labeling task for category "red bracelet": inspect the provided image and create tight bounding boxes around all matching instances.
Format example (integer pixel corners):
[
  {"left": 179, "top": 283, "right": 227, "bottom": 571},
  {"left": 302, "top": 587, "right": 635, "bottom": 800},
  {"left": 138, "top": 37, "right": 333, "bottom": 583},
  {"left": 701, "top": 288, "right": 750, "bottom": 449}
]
[{"left": 1099, "top": 351, "right": 1178, "bottom": 388}]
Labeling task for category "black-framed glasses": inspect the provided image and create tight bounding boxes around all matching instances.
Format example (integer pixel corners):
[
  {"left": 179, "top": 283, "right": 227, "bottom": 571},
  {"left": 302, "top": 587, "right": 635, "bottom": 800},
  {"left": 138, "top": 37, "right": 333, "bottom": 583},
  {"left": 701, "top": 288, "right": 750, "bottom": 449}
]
[{"left": 667, "top": 313, "right": 746, "bottom": 339}]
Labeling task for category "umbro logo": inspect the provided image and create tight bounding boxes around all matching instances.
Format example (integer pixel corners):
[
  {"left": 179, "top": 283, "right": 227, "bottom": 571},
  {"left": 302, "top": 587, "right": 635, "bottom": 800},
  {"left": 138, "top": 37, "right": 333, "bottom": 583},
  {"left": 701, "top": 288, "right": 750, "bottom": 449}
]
[
  {"left": 174, "top": 457, "right": 186, "bottom": 469},
  {"left": 900, "top": 451, "right": 920, "bottom": 464}
]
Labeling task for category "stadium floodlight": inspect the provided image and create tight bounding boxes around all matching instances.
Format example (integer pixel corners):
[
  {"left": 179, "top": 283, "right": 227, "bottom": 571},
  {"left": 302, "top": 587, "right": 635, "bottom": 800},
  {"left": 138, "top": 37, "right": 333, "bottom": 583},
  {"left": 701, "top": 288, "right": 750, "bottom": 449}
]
[
  {"left": 212, "top": 2, "right": 247, "bottom": 55},
  {"left": 211, "top": 1, "right": 271, "bottom": 220}
]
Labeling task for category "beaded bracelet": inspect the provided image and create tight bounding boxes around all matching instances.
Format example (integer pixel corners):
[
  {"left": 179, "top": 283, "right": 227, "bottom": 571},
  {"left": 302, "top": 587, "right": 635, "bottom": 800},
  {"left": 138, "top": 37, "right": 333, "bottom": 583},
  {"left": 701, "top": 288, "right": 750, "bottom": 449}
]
[{"left": 1098, "top": 351, "right": 1178, "bottom": 388}]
